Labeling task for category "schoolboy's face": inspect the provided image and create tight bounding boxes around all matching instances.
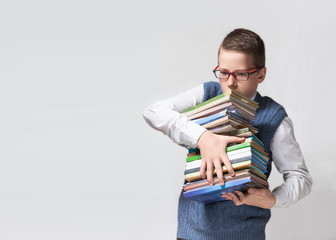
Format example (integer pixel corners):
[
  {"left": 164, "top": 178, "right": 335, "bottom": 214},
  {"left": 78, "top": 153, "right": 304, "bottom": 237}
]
[{"left": 217, "top": 48, "right": 266, "bottom": 99}]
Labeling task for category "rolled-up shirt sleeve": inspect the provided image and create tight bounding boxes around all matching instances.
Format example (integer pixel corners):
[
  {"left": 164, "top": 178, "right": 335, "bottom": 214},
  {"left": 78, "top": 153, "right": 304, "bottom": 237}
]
[
  {"left": 271, "top": 117, "right": 313, "bottom": 207},
  {"left": 142, "top": 84, "right": 206, "bottom": 149}
]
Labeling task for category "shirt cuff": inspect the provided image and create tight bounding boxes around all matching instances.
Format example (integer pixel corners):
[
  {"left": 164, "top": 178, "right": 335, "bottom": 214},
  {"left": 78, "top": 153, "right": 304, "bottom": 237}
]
[
  {"left": 179, "top": 122, "right": 207, "bottom": 149},
  {"left": 272, "top": 185, "right": 289, "bottom": 208}
]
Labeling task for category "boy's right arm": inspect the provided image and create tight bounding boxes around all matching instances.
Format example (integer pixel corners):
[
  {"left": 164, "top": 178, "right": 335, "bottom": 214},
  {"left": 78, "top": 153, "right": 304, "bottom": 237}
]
[
  {"left": 143, "top": 84, "right": 243, "bottom": 186},
  {"left": 142, "top": 84, "right": 206, "bottom": 148}
]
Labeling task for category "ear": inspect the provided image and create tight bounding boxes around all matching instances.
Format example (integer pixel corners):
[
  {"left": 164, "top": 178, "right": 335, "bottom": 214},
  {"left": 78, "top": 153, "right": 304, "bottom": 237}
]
[{"left": 257, "top": 67, "right": 266, "bottom": 83}]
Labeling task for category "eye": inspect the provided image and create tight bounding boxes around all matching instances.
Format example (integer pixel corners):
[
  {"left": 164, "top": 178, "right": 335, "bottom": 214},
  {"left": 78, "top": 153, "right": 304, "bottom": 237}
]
[
  {"left": 236, "top": 72, "right": 248, "bottom": 77},
  {"left": 220, "top": 71, "right": 230, "bottom": 76}
]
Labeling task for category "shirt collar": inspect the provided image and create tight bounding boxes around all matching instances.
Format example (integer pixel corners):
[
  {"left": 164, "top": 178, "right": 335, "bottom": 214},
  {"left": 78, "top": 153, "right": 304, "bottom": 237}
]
[{"left": 251, "top": 92, "right": 257, "bottom": 101}]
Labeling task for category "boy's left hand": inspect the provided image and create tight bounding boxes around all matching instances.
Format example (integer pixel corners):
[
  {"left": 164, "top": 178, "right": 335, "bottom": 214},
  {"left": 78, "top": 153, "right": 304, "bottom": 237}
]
[{"left": 221, "top": 188, "right": 276, "bottom": 209}]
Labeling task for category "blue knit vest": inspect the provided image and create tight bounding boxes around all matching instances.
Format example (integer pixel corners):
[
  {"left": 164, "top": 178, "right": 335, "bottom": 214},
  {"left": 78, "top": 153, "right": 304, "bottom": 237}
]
[{"left": 177, "top": 81, "right": 287, "bottom": 240}]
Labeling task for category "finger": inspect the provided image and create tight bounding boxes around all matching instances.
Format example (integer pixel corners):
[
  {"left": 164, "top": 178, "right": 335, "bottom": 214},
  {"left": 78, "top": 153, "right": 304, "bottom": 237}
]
[
  {"left": 221, "top": 194, "right": 232, "bottom": 200},
  {"left": 235, "top": 190, "right": 246, "bottom": 202},
  {"left": 227, "top": 192, "right": 243, "bottom": 206},
  {"left": 226, "top": 192, "right": 236, "bottom": 199},
  {"left": 206, "top": 162, "right": 214, "bottom": 186},
  {"left": 200, "top": 158, "right": 207, "bottom": 179},
  {"left": 221, "top": 153, "right": 235, "bottom": 177},
  {"left": 214, "top": 160, "right": 224, "bottom": 186}
]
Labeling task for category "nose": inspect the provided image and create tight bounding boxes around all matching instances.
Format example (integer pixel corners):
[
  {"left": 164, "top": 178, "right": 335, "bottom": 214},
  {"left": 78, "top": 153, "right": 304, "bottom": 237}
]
[{"left": 227, "top": 74, "right": 237, "bottom": 88}]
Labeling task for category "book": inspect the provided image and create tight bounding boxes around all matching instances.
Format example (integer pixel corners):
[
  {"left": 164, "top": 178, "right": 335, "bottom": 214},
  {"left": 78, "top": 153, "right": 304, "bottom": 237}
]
[
  {"left": 208, "top": 119, "right": 258, "bottom": 134},
  {"left": 208, "top": 122, "right": 239, "bottom": 134},
  {"left": 193, "top": 109, "right": 229, "bottom": 126},
  {"left": 188, "top": 102, "right": 234, "bottom": 120},
  {"left": 183, "top": 174, "right": 268, "bottom": 204},
  {"left": 186, "top": 155, "right": 202, "bottom": 163},
  {"left": 188, "top": 102, "right": 256, "bottom": 121},
  {"left": 182, "top": 90, "right": 259, "bottom": 117},
  {"left": 187, "top": 151, "right": 198, "bottom": 158}
]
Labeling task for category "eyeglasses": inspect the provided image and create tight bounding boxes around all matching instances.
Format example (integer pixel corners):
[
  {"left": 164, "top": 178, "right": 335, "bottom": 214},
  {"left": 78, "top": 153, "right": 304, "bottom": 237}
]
[{"left": 213, "top": 66, "right": 260, "bottom": 81}]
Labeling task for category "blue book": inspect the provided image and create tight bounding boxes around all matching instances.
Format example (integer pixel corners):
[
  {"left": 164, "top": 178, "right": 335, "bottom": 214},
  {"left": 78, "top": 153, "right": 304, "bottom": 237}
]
[
  {"left": 183, "top": 176, "right": 266, "bottom": 204},
  {"left": 193, "top": 109, "right": 228, "bottom": 125}
]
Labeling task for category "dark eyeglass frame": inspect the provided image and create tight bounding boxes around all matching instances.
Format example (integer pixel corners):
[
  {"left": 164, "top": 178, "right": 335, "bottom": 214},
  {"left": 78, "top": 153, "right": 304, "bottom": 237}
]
[{"left": 213, "top": 66, "right": 261, "bottom": 81}]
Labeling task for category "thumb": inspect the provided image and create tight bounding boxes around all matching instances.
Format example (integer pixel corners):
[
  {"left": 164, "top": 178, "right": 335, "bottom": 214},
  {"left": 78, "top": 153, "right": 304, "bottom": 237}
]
[{"left": 226, "top": 136, "right": 245, "bottom": 143}]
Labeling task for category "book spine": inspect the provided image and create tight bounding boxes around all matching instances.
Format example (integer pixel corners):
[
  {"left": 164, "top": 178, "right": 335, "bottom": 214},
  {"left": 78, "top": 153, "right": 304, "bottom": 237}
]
[
  {"left": 186, "top": 155, "right": 202, "bottom": 163},
  {"left": 184, "top": 177, "right": 252, "bottom": 198},
  {"left": 188, "top": 102, "right": 233, "bottom": 120},
  {"left": 184, "top": 155, "right": 252, "bottom": 175},
  {"left": 183, "top": 90, "right": 233, "bottom": 114},
  {"left": 226, "top": 142, "right": 251, "bottom": 152},
  {"left": 193, "top": 109, "right": 228, "bottom": 125}
]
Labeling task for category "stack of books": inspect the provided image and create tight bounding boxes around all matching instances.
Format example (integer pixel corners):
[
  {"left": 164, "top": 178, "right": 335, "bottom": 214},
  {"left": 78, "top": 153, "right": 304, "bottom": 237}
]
[{"left": 181, "top": 90, "right": 269, "bottom": 204}]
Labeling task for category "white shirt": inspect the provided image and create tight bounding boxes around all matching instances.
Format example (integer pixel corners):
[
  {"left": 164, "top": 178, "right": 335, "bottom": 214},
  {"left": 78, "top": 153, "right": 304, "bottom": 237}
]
[{"left": 143, "top": 84, "right": 313, "bottom": 207}]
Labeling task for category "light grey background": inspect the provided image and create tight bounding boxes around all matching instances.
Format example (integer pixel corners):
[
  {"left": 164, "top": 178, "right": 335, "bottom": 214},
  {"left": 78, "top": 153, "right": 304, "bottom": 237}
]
[{"left": 0, "top": 0, "right": 335, "bottom": 239}]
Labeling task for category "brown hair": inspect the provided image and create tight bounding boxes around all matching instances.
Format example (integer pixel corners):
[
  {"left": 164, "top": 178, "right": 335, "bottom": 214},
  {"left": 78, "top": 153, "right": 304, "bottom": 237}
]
[{"left": 218, "top": 28, "right": 265, "bottom": 68}]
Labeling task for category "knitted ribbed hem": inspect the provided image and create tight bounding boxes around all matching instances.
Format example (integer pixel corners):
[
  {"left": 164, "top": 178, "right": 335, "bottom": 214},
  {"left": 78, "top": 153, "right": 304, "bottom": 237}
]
[{"left": 177, "top": 228, "right": 266, "bottom": 240}]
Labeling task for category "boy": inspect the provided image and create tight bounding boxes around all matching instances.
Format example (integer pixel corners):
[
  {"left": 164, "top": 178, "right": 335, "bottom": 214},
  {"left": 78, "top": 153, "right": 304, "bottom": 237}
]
[{"left": 143, "top": 28, "right": 312, "bottom": 240}]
